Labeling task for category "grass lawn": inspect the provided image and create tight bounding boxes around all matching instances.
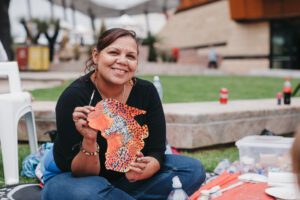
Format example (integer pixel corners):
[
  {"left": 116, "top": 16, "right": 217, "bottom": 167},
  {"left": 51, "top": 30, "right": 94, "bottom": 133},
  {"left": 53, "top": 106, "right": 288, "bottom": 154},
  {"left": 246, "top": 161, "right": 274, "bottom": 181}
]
[
  {"left": 15, "top": 75, "right": 299, "bottom": 185},
  {"left": 0, "top": 144, "right": 38, "bottom": 186},
  {"left": 181, "top": 146, "right": 239, "bottom": 172},
  {"left": 31, "top": 75, "right": 300, "bottom": 102}
]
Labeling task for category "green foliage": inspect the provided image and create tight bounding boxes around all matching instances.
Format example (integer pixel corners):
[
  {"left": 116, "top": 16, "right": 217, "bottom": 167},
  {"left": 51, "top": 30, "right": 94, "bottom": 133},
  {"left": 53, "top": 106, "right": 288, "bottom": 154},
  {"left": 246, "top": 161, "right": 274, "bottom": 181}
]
[
  {"left": 142, "top": 35, "right": 160, "bottom": 45},
  {"left": 99, "top": 19, "right": 107, "bottom": 37},
  {"left": 158, "top": 50, "right": 173, "bottom": 62},
  {"left": 19, "top": 18, "right": 60, "bottom": 46},
  {"left": 142, "top": 35, "right": 160, "bottom": 62},
  {"left": 148, "top": 44, "right": 157, "bottom": 62}
]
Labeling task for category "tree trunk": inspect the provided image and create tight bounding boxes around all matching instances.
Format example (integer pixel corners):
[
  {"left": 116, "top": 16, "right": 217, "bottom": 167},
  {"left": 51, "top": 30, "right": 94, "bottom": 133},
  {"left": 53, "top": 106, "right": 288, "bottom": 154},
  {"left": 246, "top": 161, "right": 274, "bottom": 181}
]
[
  {"left": 0, "top": 0, "right": 13, "bottom": 60},
  {"left": 44, "top": 20, "right": 60, "bottom": 62}
]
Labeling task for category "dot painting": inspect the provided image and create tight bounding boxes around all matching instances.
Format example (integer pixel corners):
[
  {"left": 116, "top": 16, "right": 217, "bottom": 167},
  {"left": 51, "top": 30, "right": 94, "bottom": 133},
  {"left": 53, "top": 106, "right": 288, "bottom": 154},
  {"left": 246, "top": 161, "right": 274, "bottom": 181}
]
[{"left": 87, "top": 98, "right": 149, "bottom": 172}]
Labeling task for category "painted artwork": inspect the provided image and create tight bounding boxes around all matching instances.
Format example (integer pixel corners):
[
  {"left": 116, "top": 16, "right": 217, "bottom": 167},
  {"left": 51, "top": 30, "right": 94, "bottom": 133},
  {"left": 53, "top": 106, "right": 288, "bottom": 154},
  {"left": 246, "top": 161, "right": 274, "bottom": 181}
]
[{"left": 87, "top": 98, "right": 149, "bottom": 172}]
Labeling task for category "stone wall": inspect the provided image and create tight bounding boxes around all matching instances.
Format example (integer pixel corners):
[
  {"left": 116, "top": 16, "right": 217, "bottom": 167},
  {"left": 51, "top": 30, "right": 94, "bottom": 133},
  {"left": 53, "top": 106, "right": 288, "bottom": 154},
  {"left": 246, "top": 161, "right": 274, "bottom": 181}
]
[{"left": 164, "top": 98, "right": 300, "bottom": 149}]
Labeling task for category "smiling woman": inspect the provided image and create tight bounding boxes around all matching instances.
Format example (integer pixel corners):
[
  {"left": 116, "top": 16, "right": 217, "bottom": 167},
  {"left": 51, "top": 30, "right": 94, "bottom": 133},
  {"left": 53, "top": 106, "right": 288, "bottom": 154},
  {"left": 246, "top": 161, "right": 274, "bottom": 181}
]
[
  {"left": 86, "top": 28, "right": 139, "bottom": 103},
  {"left": 41, "top": 28, "right": 206, "bottom": 200}
]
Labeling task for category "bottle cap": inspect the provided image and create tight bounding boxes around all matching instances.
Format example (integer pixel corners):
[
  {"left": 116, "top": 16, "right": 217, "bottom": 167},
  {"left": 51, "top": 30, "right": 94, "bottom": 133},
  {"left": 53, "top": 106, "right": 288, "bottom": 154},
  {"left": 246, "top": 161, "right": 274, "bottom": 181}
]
[
  {"left": 172, "top": 176, "right": 182, "bottom": 188},
  {"left": 277, "top": 92, "right": 282, "bottom": 99},
  {"left": 220, "top": 88, "right": 228, "bottom": 94},
  {"left": 153, "top": 75, "right": 160, "bottom": 81}
]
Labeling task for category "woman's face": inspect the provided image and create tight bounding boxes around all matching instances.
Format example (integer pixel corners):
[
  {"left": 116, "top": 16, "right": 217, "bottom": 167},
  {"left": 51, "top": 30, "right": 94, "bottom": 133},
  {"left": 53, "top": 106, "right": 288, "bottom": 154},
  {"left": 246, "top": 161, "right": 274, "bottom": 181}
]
[{"left": 93, "top": 36, "right": 138, "bottom": 85}]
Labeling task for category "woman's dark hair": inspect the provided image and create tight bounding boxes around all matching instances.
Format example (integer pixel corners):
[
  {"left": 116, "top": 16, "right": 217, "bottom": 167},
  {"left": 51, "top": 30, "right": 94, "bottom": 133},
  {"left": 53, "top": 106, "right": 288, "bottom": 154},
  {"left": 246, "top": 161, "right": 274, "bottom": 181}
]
[{"left": 85, "top": 28, "right": 139, "bottom": 72}]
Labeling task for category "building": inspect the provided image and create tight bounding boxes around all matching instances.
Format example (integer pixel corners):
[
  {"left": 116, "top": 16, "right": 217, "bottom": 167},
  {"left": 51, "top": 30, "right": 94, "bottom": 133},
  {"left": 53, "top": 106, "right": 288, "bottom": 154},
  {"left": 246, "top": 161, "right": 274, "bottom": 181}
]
[{"left": 158, "top": 0, "right": 300, "bottom": 73}]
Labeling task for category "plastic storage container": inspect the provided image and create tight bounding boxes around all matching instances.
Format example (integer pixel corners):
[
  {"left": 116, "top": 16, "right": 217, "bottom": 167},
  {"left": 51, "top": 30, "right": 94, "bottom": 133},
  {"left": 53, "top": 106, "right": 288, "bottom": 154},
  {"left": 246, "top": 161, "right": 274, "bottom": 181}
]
[{"left": 235, "top": 135, "right": 294, "bottom": 175}]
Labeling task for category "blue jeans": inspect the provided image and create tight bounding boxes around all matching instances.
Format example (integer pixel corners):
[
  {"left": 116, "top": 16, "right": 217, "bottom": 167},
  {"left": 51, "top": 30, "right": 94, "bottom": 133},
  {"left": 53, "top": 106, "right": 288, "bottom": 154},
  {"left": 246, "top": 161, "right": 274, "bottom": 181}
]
[{"left": 41, "top": 154, "right": 206, "bottom": 200}]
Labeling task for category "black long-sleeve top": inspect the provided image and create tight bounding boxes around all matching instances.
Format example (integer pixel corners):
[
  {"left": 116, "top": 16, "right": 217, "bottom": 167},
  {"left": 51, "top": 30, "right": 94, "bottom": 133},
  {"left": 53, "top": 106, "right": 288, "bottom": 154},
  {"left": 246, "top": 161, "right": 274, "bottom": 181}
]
[{"left": 53, "top": 72, "right": 166, "bottom": 181}]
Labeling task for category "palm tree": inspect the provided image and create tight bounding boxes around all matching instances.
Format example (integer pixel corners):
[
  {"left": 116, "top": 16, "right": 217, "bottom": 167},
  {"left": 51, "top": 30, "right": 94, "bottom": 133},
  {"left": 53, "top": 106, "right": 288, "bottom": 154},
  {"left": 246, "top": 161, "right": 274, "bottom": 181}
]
[
  {"left": 20, "top": 18, "right": 42, "bottom": 45},
  {"left": 0, "top": 0, "right": 13, "bottom": 60},
  {"left": 41, "top": 20, "right": 60, "bottom": 62},
  {"left": 142, "top": 35, "right": 159, "bottom": 62}
]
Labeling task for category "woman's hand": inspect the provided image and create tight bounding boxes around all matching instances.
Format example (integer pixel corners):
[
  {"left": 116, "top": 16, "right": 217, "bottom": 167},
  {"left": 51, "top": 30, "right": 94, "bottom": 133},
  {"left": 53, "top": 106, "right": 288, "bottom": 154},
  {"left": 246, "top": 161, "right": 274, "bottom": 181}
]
[
  {"left": 73, "top": 106, "right": 97, "bottom": 141},
  {"left": 71, "top": 106, "right": 101, "bottom": 177},
  {"left": 125, "top": 152, "right": 160, "bottom": 182}
]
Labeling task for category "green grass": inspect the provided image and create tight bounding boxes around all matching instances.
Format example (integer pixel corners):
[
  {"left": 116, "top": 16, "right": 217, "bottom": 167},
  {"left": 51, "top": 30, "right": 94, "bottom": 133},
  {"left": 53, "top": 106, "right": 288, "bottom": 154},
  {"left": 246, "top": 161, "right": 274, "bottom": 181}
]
[
  {"left": 181, "top": 146, "right": 239, "bottom": 172},
  {"left": 143, "top": 75, "right": 300, "bottom": 103},
  {"left": 30, "top": 75, "right": 300, "bottom": 102},
  {"left": 0, "top": 144, "right": 39, "bottom": 186},
  {"left": 30, "top": 80, "right": 73, "bottom": 101}
]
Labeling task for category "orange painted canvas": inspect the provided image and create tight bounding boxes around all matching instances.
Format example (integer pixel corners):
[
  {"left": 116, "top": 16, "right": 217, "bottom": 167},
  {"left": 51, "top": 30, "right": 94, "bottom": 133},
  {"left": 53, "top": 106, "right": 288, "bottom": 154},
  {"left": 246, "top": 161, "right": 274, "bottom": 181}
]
[{"left": 87, "top": 98, "right": 149, "bottom": 172}]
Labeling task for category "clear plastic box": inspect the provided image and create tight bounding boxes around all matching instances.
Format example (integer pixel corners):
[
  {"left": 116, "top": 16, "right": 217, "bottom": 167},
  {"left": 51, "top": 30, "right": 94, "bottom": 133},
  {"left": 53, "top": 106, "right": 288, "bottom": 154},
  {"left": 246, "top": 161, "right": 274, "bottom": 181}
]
[{"left": 235, "top": 135, "right": 294, "bottom": 175}]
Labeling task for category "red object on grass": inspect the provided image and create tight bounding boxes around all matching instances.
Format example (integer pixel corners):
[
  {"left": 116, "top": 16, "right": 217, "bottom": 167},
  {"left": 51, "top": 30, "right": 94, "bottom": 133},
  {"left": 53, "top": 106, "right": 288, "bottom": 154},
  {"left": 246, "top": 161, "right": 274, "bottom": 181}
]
[{"left": 219, "top": 88, "right": 228, "bottom": 104}]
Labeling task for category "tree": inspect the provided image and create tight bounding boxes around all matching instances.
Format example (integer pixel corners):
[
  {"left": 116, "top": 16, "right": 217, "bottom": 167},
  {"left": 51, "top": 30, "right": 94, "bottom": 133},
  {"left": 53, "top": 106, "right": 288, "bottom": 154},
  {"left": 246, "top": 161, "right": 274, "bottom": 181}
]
[
  {"left": 20, "top": 18, "right": 42, "bottom": 45},
  {"left": 99, "top": 19, "right": 107, "bottom": 37},
  {"left": 20, "top": 18, "right": 60, "bottom": 62},
  {"left": 41, "top": 20, "right": 60, "bottom": 62},
  {"left": 0, "top": 0, "right": 13, "bottom": 60},
  {"left": 142, "top": 35, "right": 159, "bottom": 62}
]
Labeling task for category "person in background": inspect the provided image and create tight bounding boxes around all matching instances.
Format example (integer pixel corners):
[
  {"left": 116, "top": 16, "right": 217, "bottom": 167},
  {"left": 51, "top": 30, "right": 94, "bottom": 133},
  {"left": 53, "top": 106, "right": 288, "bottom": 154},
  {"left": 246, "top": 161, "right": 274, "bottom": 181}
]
[
  {"left": 171, "top": 47, "right": 179, "bottom": 63},
  {"left": 207, "top": 46, "right": 218, "bottom": 69},
  {"left": 41, "top": 28, "right": 206, "bottom": 200}
]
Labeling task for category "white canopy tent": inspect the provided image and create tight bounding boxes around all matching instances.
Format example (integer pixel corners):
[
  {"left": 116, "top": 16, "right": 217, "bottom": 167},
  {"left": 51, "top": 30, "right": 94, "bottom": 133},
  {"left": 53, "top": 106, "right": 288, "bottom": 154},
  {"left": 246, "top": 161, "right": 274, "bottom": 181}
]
[
  {"left": 109, "top": 14, "right": 144, "bottom": 37},
  {"left": 49, "top": 0, "right": 121, "bottom": 18},
  {"left": 48, "top": 0, "right": 180, "bottom": 33}
]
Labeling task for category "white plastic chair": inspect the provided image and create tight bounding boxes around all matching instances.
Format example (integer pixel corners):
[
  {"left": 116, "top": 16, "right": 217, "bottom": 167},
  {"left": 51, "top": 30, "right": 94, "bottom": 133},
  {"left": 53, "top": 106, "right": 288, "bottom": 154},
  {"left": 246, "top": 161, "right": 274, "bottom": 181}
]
[{"left": 0, "top": 61, "right": 38, "bottom": 185}]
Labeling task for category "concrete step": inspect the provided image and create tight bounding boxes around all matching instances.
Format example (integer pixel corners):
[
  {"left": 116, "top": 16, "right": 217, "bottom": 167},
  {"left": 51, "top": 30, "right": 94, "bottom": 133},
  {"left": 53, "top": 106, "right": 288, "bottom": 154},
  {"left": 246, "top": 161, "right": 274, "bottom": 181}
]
[
  {"left": 164, "top": 98, "right": 300, "bottom": 149},
  {"left": 18, "top": 98, "right": 300, "bottom": 149}
]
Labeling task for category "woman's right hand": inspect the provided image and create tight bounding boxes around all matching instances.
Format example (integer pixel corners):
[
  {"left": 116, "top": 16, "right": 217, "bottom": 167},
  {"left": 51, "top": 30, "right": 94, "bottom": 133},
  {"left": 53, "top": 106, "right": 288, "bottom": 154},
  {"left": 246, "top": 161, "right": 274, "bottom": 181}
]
[
  {"left": 71, "top": 106, "right": 101, "bottom": 177},
  {"left": 73, "top": 106, "right": 97, "bottom": 141}
]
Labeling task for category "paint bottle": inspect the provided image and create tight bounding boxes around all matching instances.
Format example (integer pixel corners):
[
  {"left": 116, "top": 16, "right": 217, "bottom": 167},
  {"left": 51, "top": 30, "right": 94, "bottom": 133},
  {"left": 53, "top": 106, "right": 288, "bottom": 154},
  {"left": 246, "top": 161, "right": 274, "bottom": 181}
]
[
  {"left": 283, "top": 77, "right": 292, "bottom": 105},
  {"left": 167, "top": 176, "right": 188, "bottom": 200},
  {"left": 277, "top": 92, "right": 282, "bottom": 105},
  {"left": 219, "top": 88, "right": 228, "bottom": 104}
]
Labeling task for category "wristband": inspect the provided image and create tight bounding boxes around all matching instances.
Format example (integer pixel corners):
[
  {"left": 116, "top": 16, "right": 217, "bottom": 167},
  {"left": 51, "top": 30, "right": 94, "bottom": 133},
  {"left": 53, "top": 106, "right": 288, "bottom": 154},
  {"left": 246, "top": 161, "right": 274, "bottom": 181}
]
[{"left": 80, "top": 143, "right": 100, "bottom": 156}]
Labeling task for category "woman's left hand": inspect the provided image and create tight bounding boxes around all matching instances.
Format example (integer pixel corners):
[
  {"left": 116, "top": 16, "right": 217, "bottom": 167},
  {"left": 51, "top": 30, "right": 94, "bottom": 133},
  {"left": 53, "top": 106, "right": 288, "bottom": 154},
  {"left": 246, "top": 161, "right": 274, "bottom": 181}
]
[{"left": 125, "top": 152, "right": 160, "bottom": 182}]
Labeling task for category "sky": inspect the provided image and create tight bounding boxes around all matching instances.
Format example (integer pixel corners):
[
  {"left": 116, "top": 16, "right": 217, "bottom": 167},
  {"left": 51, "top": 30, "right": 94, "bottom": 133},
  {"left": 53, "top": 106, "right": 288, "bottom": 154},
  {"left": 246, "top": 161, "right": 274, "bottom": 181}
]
[{"left": 9, "top": 0, "right": 166, "bottom": 44}]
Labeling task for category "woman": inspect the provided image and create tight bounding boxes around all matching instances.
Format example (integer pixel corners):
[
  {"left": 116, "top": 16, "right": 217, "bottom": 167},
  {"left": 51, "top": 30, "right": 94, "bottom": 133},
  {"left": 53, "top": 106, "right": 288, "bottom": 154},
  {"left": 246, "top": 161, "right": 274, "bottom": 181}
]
[{"left": 41, "top": 28, "right": 206, "bottom": 200}]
